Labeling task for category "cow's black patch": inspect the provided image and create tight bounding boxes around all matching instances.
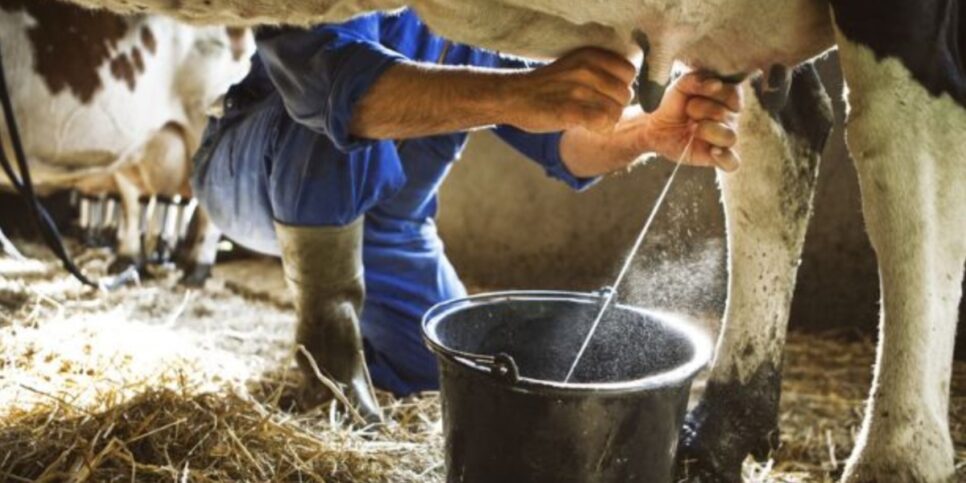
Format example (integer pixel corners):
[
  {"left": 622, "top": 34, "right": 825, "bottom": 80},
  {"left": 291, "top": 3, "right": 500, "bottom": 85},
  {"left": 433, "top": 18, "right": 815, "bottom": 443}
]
[
  {"left": 831, "top": 0, "right": 966, "bottom": 108},
  {"left": 775, "top": 64, "right": 832, "bottom": 230},
  {"left": 677, "top": 362, "right": 783, "bottom": 483},
  {"left": 0, "top": 0, "right": 160, "bottom": 101},
  {"left": 778, "top": 64, "right": 834, "bottom": 156},
  {"left": 753, "top": 62, "right": 834, "bottom": 157},
  {"left": 751, "top": 63, "right": 832, "bottom": 232}
]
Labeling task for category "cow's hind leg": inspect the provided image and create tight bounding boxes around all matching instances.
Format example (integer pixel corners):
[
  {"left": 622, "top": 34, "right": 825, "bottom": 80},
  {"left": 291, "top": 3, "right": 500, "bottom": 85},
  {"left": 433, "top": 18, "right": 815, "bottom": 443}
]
[
  {"left": 678, "top": 65, "right": 833, "bottom": 481},
  {"left": 833, "top": 30, "right": 965, "bottom": 483}
]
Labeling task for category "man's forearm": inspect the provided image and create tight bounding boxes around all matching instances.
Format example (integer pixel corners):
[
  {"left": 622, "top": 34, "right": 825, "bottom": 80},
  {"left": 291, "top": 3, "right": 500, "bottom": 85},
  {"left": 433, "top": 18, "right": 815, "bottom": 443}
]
[
  {"left": 559, "top": 107, "right": 656, "bottom": 178},
  {"left": 349, "top": 62, "right": 524, "bottom": 139},
  {"left": 350, "top": 48, "right": 638, "bottom": 141}
]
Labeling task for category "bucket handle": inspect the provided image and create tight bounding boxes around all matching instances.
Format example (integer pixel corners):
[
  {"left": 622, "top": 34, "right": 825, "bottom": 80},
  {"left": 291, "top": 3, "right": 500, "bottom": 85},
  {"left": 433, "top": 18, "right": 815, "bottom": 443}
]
[
  {"left": 440, "top": 349, "right": 521, "bottom": 384},
  {"left": 424, "top": 289, "right": 610, "bottom": 386},
  {"left": 472, "top": 288, "right": 608, "bottom": 384}
]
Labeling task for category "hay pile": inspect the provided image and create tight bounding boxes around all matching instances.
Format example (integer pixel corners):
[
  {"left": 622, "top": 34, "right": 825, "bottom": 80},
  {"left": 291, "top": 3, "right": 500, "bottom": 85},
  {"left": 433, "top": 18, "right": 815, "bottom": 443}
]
[
  {"left": 0, "top": 248, "right": 443, "bottom": 482},
  {"left": 0, "top": 386, "right": 442, "bottom": 482}
]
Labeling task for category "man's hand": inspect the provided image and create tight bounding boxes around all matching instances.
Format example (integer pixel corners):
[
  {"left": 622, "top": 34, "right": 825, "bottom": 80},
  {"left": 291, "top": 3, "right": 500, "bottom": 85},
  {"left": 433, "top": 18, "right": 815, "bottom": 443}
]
[
  {"left": 643, "top": 73, "right": 743, "bottom": 171},
  {"left": 504, "top": 48, "right": 637, "bottom": 133},
  {"left": 560, "top": 71, "right": 744, "bottom": 177}
]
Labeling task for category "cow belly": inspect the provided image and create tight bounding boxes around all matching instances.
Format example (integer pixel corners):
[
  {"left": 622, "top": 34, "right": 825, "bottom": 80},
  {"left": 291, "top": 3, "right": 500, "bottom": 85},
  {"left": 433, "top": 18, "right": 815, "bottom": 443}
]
[
  {"left": 63, "top": 0, "right": 835, "bottom": 78},
  {"left": 418, "top": 0, "right": 834, "bottom": 70}
]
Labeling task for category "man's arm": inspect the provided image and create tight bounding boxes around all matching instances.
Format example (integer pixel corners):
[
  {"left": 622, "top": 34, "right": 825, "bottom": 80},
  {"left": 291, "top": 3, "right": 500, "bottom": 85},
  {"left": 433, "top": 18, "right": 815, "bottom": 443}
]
[
  {"left": 349, "top": 48, "right": 636, "bottom": 139},
  {"left": 352, "top": 48, "right": 743, "bottom": 175},
  {"left": 256, "top": 17, "right": 407, "bottom": 152}
]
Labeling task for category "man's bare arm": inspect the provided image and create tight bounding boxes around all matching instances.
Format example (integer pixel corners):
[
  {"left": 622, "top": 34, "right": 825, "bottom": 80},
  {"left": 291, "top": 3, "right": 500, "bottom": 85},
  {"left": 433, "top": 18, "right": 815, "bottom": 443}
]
[
  {"left": 349, "top": 64, "right": 517, "bottom": 139},
  {"left": 349, "top": 48, "right": 636, "bottom": 140},
  {"left": 351, "top": 49, "right": 743, "bottom": 177}
]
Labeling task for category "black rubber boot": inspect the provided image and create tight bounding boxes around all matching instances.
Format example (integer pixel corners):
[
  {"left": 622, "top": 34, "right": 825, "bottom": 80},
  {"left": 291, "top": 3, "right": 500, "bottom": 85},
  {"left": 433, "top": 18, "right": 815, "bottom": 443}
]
[{"left": 275, "top": 218, "right": 383, "bottom": 423}]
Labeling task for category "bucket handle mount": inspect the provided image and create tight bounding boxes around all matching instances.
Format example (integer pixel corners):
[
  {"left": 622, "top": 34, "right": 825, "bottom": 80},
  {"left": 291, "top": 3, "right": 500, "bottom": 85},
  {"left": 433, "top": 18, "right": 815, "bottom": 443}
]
[{"left": 450, "top": 351, "right": 520, "bottom": 384}]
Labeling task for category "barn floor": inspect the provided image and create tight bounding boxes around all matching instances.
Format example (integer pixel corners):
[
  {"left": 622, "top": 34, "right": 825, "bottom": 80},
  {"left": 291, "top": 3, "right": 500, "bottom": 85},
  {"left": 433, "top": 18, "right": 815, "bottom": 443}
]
[{"left": 0, "top": 241, "right": 963, "bottom": 482}]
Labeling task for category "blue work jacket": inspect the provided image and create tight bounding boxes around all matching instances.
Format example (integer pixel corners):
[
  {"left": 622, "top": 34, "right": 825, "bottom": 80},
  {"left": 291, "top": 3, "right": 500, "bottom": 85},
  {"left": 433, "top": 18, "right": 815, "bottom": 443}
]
[{"left": 193, "top": 9, "right": 596, "bottom": 395}]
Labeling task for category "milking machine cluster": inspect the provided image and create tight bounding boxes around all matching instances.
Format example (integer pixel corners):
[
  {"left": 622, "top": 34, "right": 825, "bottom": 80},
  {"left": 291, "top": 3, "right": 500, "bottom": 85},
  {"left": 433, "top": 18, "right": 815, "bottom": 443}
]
[{"left": 69, "top": 191, "right": 199, "bottom": 266}]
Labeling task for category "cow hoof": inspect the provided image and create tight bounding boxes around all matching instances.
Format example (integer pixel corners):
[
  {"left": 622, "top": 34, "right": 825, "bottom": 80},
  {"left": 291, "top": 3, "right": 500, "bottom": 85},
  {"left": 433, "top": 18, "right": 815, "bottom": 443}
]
[
  {"left": 677, "top": 364, "right": 782, "bottom": 483},
  {"left": 840, "top": 422, "right": 955, "bottom": 483},
  {"left": 841, "top": 456, "right": 956, "bottom": 483},
  {"left": 108, "top": 256, "right": 142, "bottom": 275},
  {"left": 179, "top": 263, "right": 212, "bottom": 287}
]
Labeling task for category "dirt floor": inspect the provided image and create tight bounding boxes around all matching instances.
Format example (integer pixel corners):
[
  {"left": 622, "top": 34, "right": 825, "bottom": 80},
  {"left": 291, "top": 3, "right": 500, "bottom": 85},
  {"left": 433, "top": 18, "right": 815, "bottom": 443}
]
[{"left": 0, "top": 240, "right": 963, "bottom": 482}]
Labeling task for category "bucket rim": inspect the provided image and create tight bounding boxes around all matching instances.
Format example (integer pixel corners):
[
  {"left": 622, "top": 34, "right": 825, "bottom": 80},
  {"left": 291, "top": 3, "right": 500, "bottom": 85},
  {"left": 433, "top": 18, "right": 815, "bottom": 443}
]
[{"left": 422, "top": 290, "right": 713, "bottom": 393}]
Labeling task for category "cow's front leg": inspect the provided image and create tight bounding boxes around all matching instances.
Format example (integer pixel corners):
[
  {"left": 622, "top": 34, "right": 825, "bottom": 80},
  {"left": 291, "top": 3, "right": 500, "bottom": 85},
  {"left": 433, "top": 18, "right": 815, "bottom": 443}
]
[
  {"left": 833, "top": 32, "right": 964, "bottom": 483},
  {"left": 678, "top": 65, "right": 833, "bottom": 481}
]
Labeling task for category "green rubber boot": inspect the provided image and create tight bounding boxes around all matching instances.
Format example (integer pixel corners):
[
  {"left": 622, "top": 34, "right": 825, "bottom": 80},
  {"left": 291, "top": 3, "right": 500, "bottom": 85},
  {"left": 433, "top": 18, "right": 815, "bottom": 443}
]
[{"left": 275, "top": 218, "right": 383, "bottom": 423}]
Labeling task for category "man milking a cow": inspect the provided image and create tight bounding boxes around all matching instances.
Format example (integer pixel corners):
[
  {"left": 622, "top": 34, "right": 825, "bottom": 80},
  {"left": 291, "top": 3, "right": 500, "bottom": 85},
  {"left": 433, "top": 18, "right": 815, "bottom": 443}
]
[{"left": 192, "top": 8, "right": 743, "bottom": 421}]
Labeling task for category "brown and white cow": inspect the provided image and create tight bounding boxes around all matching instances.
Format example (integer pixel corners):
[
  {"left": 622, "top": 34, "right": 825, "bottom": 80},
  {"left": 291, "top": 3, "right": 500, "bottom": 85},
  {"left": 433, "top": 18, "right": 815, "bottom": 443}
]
[
  {"left": 0, "top": 0, "right": 253, "bottom": 284},
  {"left": 30, "top": 0, "right": 966, "bottom": 482}
]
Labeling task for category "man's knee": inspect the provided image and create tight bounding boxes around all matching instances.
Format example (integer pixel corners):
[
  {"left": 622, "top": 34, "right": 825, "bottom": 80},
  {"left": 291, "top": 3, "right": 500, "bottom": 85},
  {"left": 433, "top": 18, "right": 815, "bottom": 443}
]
[
  {"left": 269, "top": 124, "right": 407, "bottom": 227},
  {"left": 192, "top": 117, "right": 280, "bottom": 255}
]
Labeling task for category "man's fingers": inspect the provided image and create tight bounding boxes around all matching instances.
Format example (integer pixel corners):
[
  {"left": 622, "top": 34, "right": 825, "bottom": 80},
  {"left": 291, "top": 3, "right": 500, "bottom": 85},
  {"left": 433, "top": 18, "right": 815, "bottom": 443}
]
[
  {"left": 685, "top": 97, "right": 737, "bottom": 123},
  {"left": 719, "top": 87, "right": 743, "bottom": 113},
  {"left": 676, "top": 73, "right": 743, "bottom": 112},
  {"left": 710, "top": 146, "right": 740, "bottom": 172},
  {"left": 683, "top": 142, "right": 741, "bottom": 172},
  {"left": 568, "top": 47, "right": 637, "bottom": 85},
  {"left": 693, "top": 120, "right": 737, "bottom": 148}
]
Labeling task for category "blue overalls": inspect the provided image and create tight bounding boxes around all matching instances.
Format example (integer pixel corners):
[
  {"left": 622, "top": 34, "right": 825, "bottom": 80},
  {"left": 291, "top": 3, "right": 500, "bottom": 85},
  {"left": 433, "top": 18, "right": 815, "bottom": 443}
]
[{"left": 192, "top": 9, "right": 596, "bottom": 396}]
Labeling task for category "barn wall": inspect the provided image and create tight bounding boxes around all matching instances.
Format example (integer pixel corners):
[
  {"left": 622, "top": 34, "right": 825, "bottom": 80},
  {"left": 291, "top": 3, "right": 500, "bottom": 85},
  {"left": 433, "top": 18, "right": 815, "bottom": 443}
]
[{"left": 437, "top": 54, "right": 965, "bottom": 336}]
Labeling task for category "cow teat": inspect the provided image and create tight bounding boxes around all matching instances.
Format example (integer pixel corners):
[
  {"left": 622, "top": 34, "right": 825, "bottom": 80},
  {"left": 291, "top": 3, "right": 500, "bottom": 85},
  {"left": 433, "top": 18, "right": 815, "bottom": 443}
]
[
  {"left": 752, "top": 64, "right": 792, "bottom": 113},
  {"left": 632, "top": 29, "right": 667, "bottom": 113},
  {"left": 633, "top": 30, "right": 749, "bottom": 113}
]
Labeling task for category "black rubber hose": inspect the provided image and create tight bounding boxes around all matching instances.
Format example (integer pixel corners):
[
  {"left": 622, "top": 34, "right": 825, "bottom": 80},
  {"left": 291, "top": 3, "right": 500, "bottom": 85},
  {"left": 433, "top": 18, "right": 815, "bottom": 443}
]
[{"left": 0, "top": 45, "right": 97, "bottom": 288}]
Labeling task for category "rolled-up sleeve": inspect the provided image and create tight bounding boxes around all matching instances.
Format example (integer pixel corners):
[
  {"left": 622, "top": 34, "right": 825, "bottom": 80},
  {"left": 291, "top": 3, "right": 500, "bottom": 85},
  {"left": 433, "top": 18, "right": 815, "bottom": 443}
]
[
  {"left": 492, "top": 125, "right": 599, "bottom": 191},
  {"left": 255, "top": 16, "right": 406, "bottom": 152}
]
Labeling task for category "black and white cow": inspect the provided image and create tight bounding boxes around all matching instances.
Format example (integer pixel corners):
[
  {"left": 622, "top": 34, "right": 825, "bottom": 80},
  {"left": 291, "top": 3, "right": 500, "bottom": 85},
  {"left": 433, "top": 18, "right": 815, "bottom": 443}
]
[
  {"left": 44, "top": 0, "right": 966, "bottom": 481},
  {"left": 0, "top": 0, "right": 253, "bottom": 284}
]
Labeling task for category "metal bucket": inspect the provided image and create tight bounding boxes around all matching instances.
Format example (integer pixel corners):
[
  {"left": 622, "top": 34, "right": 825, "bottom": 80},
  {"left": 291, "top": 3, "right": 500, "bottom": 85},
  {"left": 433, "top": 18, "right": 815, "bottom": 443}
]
[{"left": 422, "top": 291, "right": 712, "bottom": 483}]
